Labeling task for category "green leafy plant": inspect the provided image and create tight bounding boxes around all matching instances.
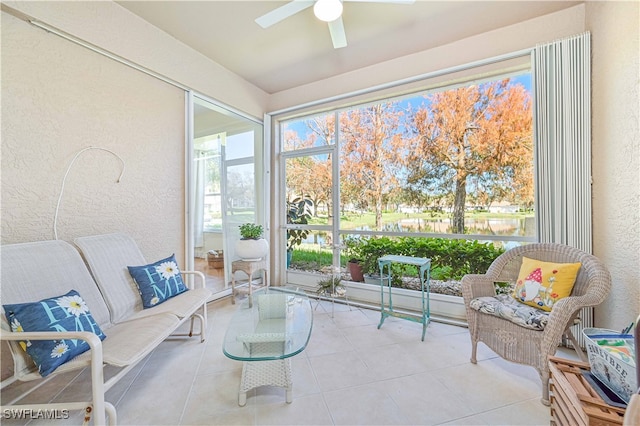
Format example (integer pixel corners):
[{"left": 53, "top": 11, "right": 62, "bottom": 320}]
[
  {"left": 286, "top": 196, "right": 313, "bottom": 251},
  {"left": 316, "top": 276, "right": 346, "bottom": 296},
  {"left": 345, "top": 236, "right": 504, "bottom": 281},
  {"left": 430, "top": 265, "right": 454, "bottom": 281},
  {"left": 239, "top": 223, "right": 264, "bottom": 240},
  {"left": 344, "top": 236, "right": 364, "bottom": 263},
  {"left": 352, "top": 237, "right": 396, "bottom": 276}
]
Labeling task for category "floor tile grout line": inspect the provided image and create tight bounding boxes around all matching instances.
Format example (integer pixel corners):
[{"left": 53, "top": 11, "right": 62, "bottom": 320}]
[
  {"left": 305, "top": 355, "right": 336, "bottom": 426},
  {"left": 111, "top": 352, "right": 155, "bottom": 412},
  {"left": 176, "top": 329, "right": 210, "bottom": 425}
]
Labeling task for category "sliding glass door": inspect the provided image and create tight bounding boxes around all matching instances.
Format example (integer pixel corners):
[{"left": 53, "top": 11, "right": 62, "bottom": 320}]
[{"left": 187, "top": 93, "right": 264, "bottom": 299}]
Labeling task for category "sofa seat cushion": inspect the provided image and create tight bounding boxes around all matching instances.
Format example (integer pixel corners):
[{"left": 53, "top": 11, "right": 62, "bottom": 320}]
[
  {"left": 99, "top": 313, "right": 181, "bottom": 366},
  {"left": 36, "top": 313, "right": 181, "bottom": 369},
  {"left": 119, "top": 287, "right": 212, "bottom": 323},
  {"left": 469, "top": 294, "right": 549, "bottom": 331},
  {"left": 7, "top": 312, "right": 182, "bottom": 380}
]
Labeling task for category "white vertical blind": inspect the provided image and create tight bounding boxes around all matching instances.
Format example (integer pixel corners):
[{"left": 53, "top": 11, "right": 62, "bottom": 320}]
[
  {"left": 532, "top": 32, "right": 593, "bottom": 348},
  {"left": 533, "top": 32, "right": 592, "bottom": 253}
]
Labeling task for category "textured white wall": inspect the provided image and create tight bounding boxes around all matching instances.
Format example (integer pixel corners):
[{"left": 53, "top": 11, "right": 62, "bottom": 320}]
[
  {"left": 587, "top": 1, "right": 640, "bottom": 330},
  {"left": 1, "top": 0, "right": 270, "bottom": 262},
  {"left": 2, "top": 0, "right": 268, "bottom": 119},
  {"left": 1, "top": 12, "right": 185, "bottom": 263}
]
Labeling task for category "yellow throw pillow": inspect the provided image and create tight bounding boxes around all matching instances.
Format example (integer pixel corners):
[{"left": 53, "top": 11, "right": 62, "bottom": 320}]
[{"left": 512, "top": 257, "right": 581, "bottom": 311}]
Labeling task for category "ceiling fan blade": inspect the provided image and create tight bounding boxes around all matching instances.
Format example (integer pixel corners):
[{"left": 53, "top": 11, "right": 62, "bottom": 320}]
[
  {"left": 255, "top": 0, "right": 315, "bottom": 28},
  {"left": 344, "top": 0, "right": 415, "bottom": 3},
  {"left": 328, "top": 17, "right": 347, "bottom": 49}
]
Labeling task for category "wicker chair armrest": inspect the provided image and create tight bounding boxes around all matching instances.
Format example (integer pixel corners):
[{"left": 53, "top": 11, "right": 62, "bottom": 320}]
[
  {"left": 542, "top": 292, "right": 606, "bottom": 349},
  {"left": 461, "top": 274, "right": 497, "bottom": 302},
  {"left": 548, "top": 291, "right": 606, "bottom": 325}
]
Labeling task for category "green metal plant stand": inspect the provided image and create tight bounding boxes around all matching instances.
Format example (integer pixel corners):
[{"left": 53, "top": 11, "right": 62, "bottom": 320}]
[{"left": 377, "top": 255, "right": 431, "bottom": 341}]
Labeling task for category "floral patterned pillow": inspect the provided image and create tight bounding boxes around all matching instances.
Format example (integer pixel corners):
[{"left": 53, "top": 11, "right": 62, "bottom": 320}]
[
  {"left": 3, "top": 290, "right": 107, "bottom": 377},
  {"left": 127, "top": 254, "right": 188, "bottom": 308},
  {"left": 512, "top": 257, "right": 581, "bottom": 312}
]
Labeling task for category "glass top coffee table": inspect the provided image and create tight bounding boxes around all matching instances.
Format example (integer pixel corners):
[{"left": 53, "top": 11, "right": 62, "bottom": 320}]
[{"left": 223, "top": 287, "right": 313, "bottom": 405}]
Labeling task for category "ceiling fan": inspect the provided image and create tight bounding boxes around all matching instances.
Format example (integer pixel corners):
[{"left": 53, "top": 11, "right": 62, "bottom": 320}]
[{"left": 255, "top": 0, "right": 415, "bottom": 49}]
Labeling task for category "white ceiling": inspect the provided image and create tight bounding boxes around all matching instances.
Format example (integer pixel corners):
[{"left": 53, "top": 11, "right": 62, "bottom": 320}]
[{"left": 116, "top": 1, "right": 580, "bottom": 94}]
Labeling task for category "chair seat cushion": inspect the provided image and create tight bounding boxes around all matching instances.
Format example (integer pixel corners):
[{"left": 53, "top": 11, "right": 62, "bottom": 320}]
[{"left": 469, "top": 294, "right": 549, "bottom": 330}]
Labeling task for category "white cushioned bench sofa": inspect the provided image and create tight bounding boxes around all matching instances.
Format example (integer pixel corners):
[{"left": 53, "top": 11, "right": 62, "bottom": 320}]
[{"left": 0, "top": 233, "right": 212, "bottom": 425}]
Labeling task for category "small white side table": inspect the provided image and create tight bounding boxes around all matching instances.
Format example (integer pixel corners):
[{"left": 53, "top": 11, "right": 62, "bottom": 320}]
[{"left": 231, "top": 259, "right": 268, "bottom": 307}]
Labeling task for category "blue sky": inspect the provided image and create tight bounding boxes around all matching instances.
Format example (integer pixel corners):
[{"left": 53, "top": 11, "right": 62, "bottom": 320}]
[{"left": 284, "top": 72, "right": 532, "bottom": 143}]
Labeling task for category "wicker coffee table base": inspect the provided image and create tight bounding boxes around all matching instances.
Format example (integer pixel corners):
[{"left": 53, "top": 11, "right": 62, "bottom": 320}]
[{"left": 238, "top": 358, "right": 293, "bottom": 406}]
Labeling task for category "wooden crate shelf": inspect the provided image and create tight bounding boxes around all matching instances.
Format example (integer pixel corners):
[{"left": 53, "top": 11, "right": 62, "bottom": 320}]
[{"left": 549, "top": 356, "right": 626, "bottom": 426}]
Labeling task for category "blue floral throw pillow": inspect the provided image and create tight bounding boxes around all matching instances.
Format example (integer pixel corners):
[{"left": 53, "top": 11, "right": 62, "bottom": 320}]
[
  {"left": 3, "top": 290, "right": 107, "bottom": 377},
  {"left": 127, "top": 254, "right": 188, "bottom": 309}
]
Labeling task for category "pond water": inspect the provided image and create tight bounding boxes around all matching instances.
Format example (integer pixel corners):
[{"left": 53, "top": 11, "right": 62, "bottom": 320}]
[
  {"left": 304, "top": 216, "right": 535, "bottom": 246},
  {"left": 374, "top": 216, "right": 535, "bottom": 236}
]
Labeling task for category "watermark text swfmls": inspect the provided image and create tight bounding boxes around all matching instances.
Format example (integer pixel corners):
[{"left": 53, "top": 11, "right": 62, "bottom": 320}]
[{"left": 2, "top": 408, "right": 70, "bottom": 420}]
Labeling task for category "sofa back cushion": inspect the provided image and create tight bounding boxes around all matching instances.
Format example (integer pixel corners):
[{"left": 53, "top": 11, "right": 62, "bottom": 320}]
[
  {"left": 1, "top": 240, "right": 111, "bottom": 377},
  {"left": 74, "top": 233, "right": 147, "bottom": 324}
]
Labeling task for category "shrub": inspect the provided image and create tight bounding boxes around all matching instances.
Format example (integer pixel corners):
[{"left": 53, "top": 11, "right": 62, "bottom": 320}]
[{"left": 346, "top": 236, "right": 504, "bottom": 281}]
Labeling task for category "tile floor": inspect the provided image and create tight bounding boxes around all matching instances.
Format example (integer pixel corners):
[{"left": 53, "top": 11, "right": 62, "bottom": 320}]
[{"left": 2, "top": 295, "right": 571, "bottom": 425}]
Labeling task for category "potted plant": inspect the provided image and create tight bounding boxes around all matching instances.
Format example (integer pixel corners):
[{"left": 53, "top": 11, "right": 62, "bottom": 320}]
[
  {"left": 346, "top": 236, "right": 397, "bottom": 285},
  {"left": 316, "top": 276, "right": 346, "bottom": 298},
  {"left": 239, "top": 223, "right": 263, "bottom": 239},
  {"left": 235, "top": 223, "right": 268, "bottom": 261},
  {"left": 347, "top": 259, "right": 364, "bottom": 282},
  {"left": 344, "top": 236, "right": 364, "bottom": 282},
  {"left": 286, "top": 196, "right": 313, "bottom": 267}
]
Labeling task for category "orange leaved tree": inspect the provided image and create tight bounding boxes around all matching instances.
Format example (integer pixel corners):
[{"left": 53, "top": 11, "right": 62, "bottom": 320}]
[{"left": 408, "top": 79, "right": 533, "bottom": 234}]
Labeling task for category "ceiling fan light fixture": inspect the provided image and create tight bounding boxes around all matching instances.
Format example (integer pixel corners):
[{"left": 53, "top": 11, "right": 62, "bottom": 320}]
[{"left": 313, "top": 0, "right": 343, "bottom": 22}]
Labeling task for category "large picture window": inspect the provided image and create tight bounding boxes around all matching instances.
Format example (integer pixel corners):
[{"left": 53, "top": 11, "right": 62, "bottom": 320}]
[{"left": 280, "top": 72, "right": 535, "bottom": 285}]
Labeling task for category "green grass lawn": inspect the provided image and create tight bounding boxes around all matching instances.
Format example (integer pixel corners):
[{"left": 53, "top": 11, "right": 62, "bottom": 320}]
[{"left": 309, "top": 210, "right": 534, "bottom": 230}]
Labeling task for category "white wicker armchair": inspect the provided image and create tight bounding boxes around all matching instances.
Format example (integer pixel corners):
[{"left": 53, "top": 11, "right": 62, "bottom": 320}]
[{"left": 461, "top": 243, "right": 611, "bottom": 405}]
